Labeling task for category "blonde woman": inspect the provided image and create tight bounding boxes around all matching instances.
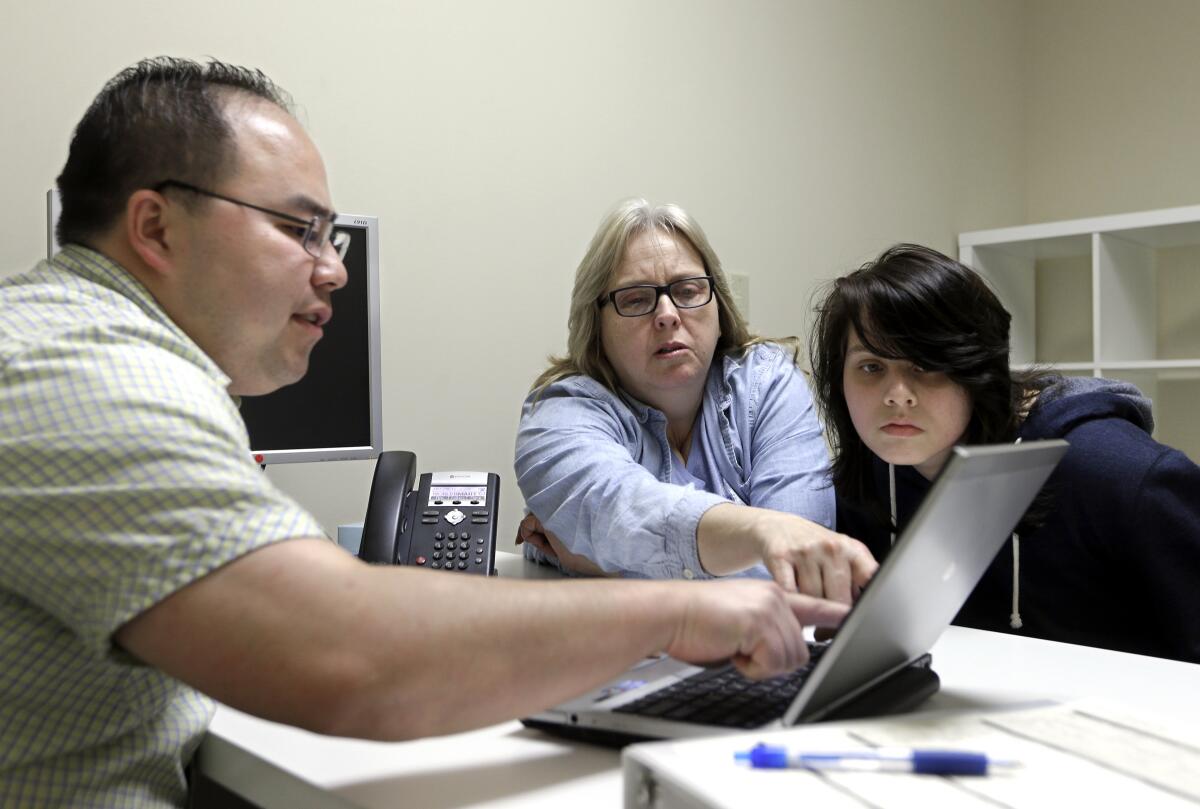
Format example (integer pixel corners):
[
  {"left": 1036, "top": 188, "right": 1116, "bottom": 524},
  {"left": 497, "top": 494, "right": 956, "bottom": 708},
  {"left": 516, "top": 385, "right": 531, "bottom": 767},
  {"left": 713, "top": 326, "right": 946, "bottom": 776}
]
[{"left": 514, "top": 200, "right": 875, "bottom": 602}]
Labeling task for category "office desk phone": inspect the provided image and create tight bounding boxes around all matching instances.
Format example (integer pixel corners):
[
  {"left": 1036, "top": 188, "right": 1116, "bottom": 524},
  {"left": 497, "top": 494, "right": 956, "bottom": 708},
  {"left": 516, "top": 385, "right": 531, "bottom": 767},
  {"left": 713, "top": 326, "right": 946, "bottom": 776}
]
[{"left": 358, "top": 451, "right": 499, "bottom": 575}]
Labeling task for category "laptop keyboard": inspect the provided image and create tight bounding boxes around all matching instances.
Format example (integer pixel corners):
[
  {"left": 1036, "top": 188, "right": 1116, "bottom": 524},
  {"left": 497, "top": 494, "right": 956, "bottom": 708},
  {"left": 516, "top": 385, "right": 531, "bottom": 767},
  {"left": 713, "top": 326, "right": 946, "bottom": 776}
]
[{"left": 612, "top": 643, "right": 827, "bottom": 729}]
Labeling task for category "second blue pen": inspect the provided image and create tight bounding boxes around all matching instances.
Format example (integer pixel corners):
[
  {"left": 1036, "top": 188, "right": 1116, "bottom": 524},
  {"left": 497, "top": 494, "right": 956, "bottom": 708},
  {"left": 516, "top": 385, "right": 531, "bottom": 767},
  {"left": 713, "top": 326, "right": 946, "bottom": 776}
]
[{"left": 734, "top": 744, "right": 1019, "bottom": 776}]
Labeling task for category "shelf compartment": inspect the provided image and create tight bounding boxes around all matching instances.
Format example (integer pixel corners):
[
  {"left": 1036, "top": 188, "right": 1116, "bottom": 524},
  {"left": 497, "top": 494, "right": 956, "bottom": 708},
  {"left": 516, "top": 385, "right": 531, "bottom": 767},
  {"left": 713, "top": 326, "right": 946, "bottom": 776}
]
[
  {"left": 1095, "top": 234, "right": 1200, "bottom": 363},
  {"left": 962, "top": 238, "right": 1093, "bottom": 367}
]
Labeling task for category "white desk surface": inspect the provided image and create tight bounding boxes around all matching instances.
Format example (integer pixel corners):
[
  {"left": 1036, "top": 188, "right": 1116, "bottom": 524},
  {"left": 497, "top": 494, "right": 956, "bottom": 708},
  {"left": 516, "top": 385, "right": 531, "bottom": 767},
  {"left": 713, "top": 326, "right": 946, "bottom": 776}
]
[{"left": 198, "top": 553, "right": 1200, "bottom": 809}]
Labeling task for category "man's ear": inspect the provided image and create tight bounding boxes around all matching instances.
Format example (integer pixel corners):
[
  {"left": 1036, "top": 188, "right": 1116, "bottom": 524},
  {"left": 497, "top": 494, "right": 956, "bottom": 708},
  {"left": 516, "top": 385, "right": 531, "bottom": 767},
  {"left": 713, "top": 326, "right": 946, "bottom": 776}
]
[{"left": 124, "top": 189, "right": 177, "bottom": 276}]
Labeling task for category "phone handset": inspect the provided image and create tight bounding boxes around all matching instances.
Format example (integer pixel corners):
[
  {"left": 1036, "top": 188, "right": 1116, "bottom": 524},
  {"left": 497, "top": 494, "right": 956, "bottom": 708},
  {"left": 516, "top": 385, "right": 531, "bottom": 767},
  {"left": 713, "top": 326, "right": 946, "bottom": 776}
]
[
  {"left": 359, "top": 450, "right": 499, "bottom": 575},
  {"left": 359, "top": 450, "right": 417, "bottom": 565}
]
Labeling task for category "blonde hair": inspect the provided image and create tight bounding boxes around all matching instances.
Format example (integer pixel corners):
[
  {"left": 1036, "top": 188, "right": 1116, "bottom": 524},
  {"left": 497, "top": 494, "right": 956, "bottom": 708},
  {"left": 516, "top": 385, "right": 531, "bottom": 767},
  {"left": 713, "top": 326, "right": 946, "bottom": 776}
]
[{"left": 532, "top": 198, "right": 795, "bottom": 396}]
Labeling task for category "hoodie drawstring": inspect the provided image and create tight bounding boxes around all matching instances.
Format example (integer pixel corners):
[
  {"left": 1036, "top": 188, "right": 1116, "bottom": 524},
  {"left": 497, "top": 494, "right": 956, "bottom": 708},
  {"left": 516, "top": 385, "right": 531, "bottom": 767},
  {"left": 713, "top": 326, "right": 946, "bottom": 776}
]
[
  {"left": 1009, "top": 438, "right": 1024, "bottom": 629},
  {"left": 1009, "top": 531, "right": 1023, "bottom": 629},
  {"left": 888, "top": 463, "right": 897, "bottom": 547}
]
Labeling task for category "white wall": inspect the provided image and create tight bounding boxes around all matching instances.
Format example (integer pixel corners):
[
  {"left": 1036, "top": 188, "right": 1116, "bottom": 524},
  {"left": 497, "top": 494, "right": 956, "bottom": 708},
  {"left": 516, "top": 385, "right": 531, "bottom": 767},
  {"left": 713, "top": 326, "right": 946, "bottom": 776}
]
[
  {"left": 1025, "top": 0, "right": 1200, "bottom": 222},
  {"left": 1, "top": 1, "right": 1027, "bottom": 548}
]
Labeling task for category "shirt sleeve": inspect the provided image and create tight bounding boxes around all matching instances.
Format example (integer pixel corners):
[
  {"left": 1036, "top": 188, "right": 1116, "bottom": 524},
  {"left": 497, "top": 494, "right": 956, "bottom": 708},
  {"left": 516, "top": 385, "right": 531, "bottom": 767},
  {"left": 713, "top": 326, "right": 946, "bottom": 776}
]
[
  {"left": 0, "top": 336, "right": 325, "bottom": 658},
  {"left": 739, "top": 345, "right": 836, "bottom": 528},
  {"left": 514, "top": 381, "right": 726, "bottom": 579}
]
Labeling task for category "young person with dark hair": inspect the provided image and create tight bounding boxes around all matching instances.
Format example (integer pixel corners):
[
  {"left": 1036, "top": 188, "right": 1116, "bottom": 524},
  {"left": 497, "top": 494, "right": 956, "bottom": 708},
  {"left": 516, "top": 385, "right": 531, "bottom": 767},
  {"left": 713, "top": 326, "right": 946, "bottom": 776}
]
[{"left": 808, "top": 243, "right": 1200, "bottom": 663}]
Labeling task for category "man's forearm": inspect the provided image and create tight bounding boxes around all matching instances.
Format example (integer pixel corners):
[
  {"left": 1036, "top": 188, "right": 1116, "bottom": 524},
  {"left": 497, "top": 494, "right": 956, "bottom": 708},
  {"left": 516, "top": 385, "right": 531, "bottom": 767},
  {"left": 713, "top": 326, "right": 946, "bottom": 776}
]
[
  {"left": 325, "top": 562, "right": 689, "bottom": 738},
  {"left": 118, "top": 538, "right": 690, "bottom": 740}
]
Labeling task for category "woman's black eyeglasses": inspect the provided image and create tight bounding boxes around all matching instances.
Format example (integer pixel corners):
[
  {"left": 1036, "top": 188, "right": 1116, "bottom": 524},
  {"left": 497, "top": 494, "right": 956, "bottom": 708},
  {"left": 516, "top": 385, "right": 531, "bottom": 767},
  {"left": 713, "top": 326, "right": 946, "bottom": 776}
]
[{"left": 598, "top": 276, "right": 714, "bottom": 317}]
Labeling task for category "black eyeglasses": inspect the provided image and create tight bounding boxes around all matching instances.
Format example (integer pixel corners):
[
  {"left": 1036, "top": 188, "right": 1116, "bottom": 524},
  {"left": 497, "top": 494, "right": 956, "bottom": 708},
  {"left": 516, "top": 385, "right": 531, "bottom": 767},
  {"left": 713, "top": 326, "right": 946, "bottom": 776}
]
[
  {"left": 154, "top": 180, "right": 350, "bottom": 260},
  {"left": 599, "top": 276, "right": 714, "bottom": 317}
]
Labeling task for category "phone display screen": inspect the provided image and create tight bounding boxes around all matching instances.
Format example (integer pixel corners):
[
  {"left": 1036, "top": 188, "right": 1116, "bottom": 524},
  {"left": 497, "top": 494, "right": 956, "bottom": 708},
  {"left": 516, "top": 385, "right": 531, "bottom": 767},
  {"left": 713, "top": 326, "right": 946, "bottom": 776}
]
[{"left": 428, "top": 485, "right": 489, "bottom": 506}]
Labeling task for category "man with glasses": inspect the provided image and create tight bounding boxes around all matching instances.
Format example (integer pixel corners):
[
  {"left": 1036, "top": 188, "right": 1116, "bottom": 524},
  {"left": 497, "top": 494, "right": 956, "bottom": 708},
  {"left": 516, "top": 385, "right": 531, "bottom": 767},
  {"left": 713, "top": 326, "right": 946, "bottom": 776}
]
[{"left": 0, "top": 58, "right": 847, "bottom": 808}]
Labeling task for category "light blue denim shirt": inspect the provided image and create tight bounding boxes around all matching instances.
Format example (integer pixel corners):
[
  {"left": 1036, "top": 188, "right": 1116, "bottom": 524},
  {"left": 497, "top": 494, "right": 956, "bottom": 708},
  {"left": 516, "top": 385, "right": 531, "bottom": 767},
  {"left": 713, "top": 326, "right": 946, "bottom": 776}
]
[{"left": 514, "top": 342, "right": 834, "bottom": 579}]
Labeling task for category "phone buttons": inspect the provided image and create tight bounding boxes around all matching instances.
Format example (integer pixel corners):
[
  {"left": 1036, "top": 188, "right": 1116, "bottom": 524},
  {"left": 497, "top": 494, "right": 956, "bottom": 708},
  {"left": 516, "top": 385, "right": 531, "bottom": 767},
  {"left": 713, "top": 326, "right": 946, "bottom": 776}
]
[{"left": 444, "top": 509, "right": 466, "bottom": 526}]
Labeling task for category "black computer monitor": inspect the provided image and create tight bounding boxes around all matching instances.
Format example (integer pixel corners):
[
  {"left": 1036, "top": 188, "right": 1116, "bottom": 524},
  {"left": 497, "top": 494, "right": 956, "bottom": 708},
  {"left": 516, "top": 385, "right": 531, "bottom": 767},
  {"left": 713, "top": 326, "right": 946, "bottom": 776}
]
[{"left": 46, "top": 190, "right": 383, "bottom": 465}]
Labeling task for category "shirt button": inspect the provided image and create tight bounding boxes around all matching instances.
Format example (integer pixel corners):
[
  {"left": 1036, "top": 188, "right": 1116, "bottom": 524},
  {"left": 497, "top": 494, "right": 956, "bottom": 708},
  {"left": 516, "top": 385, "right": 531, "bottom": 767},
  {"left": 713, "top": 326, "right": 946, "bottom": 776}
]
[{"left": 682, "top": 568, "right": 695, "bottom": 580}]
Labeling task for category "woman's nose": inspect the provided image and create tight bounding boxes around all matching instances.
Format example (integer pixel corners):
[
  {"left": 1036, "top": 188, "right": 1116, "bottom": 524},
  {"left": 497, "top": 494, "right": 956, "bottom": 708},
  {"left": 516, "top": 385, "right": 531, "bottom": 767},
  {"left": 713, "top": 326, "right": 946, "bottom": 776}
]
[
  {"left": 884, "top": 378, "right": 916, "bottom": 407},
  {"left": 652, "top": 292, "right": 681, "bottom": 328}
]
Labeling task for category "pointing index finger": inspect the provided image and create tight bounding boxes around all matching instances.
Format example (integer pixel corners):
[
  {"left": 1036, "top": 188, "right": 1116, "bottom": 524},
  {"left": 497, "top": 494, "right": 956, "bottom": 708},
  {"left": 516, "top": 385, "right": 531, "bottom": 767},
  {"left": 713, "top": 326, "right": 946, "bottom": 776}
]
[{"left": 786, "top": 593, "right": 850, "bottom": 629}]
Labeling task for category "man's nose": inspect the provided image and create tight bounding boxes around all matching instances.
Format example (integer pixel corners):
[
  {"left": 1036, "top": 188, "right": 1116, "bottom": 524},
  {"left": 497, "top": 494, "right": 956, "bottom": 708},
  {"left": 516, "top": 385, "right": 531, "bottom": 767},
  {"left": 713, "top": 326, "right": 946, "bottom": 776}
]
[{"left": 313, "top": 249, "right": 348, "bottom": 291}]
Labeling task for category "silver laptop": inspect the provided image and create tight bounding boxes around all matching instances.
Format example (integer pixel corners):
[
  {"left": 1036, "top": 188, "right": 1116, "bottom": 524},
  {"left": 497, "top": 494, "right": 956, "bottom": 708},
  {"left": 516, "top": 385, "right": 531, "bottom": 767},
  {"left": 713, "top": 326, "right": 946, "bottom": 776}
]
[{"left": 522, "top": 440, "right": 1068, "bottom": 743}]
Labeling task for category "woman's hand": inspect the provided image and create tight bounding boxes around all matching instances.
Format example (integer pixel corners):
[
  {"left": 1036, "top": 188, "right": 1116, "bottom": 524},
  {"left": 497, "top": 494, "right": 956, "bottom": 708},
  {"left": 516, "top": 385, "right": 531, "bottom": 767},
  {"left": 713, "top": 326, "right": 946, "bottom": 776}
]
[
  {"left": 752, "top": 510, "right": 878, "bottom": 603},
  {"left": 516, "top": 513, "right": 613, "bottom": 577},
  {"left": 697, "top": 503, "right": 878, "bottom": 604},
  {"left": 515, "top": 512, "right": 553, "bottom": 555}
]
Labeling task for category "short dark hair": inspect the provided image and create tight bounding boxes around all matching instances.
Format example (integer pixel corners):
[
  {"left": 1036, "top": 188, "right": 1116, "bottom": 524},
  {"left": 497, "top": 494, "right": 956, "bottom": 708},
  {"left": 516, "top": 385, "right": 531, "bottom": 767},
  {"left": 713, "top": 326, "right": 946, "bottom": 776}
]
[
  {"left": 808, "top": 243, "right": 1057, "bottom": 511},
  {"left": 55, "top": 56, "right": 293, "bottom": 247}
]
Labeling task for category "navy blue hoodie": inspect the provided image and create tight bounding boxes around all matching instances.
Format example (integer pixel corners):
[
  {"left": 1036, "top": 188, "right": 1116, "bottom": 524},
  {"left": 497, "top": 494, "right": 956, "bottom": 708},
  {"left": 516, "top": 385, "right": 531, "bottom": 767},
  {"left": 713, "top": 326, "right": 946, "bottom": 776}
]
[{"left": 837, "top": 377, "right": 1200, "bottom": 663}]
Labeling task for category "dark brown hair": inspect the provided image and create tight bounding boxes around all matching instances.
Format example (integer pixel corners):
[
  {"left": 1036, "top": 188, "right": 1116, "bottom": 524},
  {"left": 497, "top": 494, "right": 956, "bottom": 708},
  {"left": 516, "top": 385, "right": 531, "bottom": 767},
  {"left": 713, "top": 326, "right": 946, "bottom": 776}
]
[
  {"left": 56, "top": 56, "right": 293, "bottom": 248},
  {"left": 809, "top": 243, "right": 1058, "bottom": 515}
]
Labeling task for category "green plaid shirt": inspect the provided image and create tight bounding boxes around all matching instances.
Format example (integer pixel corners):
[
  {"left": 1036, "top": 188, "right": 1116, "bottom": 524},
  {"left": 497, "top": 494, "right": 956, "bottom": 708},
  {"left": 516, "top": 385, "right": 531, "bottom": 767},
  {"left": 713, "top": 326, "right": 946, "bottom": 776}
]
[{"left": 0, "top": 246, "right": 324, "bottom": 807}]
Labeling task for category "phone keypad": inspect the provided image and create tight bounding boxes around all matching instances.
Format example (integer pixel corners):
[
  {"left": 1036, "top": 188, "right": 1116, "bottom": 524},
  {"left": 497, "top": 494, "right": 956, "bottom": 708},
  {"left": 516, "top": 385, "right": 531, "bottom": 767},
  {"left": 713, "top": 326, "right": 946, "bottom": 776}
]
[{"left": 411, "top": 489, "right": 496, "bottom": 574}]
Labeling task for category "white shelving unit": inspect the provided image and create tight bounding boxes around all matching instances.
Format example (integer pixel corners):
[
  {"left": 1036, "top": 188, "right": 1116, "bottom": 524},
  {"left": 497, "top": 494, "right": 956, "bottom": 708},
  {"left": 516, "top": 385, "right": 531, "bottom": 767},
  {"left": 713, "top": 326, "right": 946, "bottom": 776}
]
[{"left": 959, "top": 204, "right": 1200, "bottom": 461}]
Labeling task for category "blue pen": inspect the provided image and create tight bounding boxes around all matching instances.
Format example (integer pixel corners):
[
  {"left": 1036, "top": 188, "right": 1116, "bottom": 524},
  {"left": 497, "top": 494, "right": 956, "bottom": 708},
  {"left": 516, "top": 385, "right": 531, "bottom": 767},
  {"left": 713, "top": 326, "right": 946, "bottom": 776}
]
[{"left": 734, "top": 743, "right": 1019, "bottom": 776}]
